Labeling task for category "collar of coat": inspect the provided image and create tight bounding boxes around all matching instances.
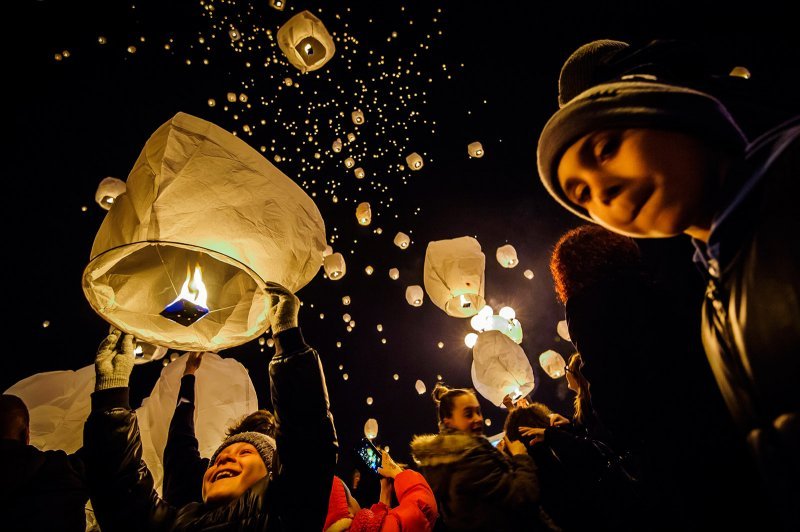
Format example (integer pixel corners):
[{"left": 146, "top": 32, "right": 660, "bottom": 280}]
[{"left": 410, "top": 430, "right": 487, "bottom": 467}]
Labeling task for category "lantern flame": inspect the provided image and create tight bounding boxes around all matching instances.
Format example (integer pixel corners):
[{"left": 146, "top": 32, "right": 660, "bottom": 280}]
[{"left": 171, "top": 265, "right": 208, "bottom": 308}]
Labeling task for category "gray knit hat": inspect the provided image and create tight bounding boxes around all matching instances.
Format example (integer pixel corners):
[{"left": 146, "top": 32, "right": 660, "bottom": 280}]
[
  {"left": 208, "top": 431, "right": 277, "bottom": 472},
  {"left": 537, "top": 40, "right": 747, "bottom": 222}
]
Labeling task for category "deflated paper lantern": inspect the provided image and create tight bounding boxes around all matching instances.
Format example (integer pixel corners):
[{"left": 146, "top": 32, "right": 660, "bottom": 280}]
[
  {"left": 324, "top": 252, "right": 346, "bottom": 280},
  {"left": 394, "top": 232, "right": 410, "bottom": 249},
  {"left": 83, "top": 113, "right": 326, "bottom": 351},
  {"left": 424, "top": 236, "right": 486, "bottom": 318},
  {"left": 471, "top": 330, "right": 535, "bottom": 407},
  {"left": 496, "top": 244, "right": 519, "bottom": 268},
  {"left": 467, "top": 142, "right": 484, "bottom": 158},
  {"left": 352, "top": 110, "right": 365, "bottom": 125},
  {"left": 95, "top": 177, "right": 126, "bottom": 210},
  {"left": 415, "top": 379, "right": 427, "bottom": 395},
  {"left": 406, "top": 285, "right": 424, "bottom": 307},
  {"left": 276, "top": 10, "right": 335, "bottom": 73},
  {"left": 356, "top": 202, "right": 372, "bottom": 225},
  {"left": 406, "top": 152, "right": 424, "bottom": 170},
  {"left": 539, "top": 349, "right": 567, "bottom": 379},
  {"left": 364, "top": 418, "right": 378, "bottom": 439}
]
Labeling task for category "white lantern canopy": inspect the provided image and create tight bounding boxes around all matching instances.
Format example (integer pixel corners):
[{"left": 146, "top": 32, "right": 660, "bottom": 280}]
[
  {"left": 406, "top": 285, "right": 424, "bottom": 307},
  {"left": 405, "top": 152, "right": 424, "bottom": 170},
  {"left": 347, "top": 132, "right": 356, "bottom": 142},
  {"left": 423, "top": 236, "right": 486, "bottom": 318},
  {"left": 332, "top": 138, "right": 342, "bottom": 153},
  {"left": 356, "top": 202, "right": 372, "bottom": 226},
  {"left": 388, "top": 268, "right": 400, "bottom": 280},
  {"left": 467, "top": 141, "right": 484, "bottom": 158},
  {"left": 471, "top": 330, "right": 535, "bottom": 407},
  {"left": 364, "top": 418, "right": 378, "bottom": 439},
  {"left": 276, "top": 10, "right": 336, "bottom": 73},
  {"left": 352, "top": 110, "right": 365, "bottom": 125},
  {"left": 496, "top": 244, "right": 519, "bottom": 268},
  {"left": 539, "top": 349, "right": 567, "bottom": 379},
  {"left": 344, "top": 157, "right": 355, "bottom": 169},
  {"left": 415, "top": 379, "right": 427, "bottom": 395},
  {"left": 354, "top": 167, "right": 365, "bottom": 179},
  {"left": 95, "top": 177, "right": 127, "bottom": 210},
  {"left": 324, "top": 252, "right": 346, "bottom": 280},
  {"left": 557, "top": 320, "right": 571, "bottom": 341},
  {"left": 394, "top": 232, "right": 411, "bottom": 249},
  {"left": 82, "top": 113, "right": 325, "bottom": 351}
]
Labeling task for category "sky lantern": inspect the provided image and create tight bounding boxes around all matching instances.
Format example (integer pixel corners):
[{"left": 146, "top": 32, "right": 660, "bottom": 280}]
[
  {"left": 496, "top": 244, "right": 519, "bottom": 268},
  {"left": 364, "top": 418, "right": 378, "bottom": 439},
  {"left": 133, "top": 341, "right": 169, "bottom": 365},
  {"left": 346, "top": 132, "right": 356, "bottom": 142},
  {"left": 394, "top": 231, "right": 410, "bottom": 249},
  {"left": 82, "top": 113, "right": 325, "bottom": 351},
  {"left": 539, "top": 349, "right": 567, "bottom": 379},
  {"left": 324, "top": 252, "right": 346, "bottom": 280},
  {"left": 276, "top": 10, "right": 335, "bottom": 73},
  {"left": 523, "top": 269, "right": 534, "bottom": 280},
  {"left": 344, "top": 157, "right": 355, "bottom": 169},
  {"left": 423, "top": 236, "right": 486, "bottom": 318},
  {"left": 415, "top": 379, "right": 427, "bottom": 395},
  {"left": 95, "top": 177, "right": 126, "bottom": 210},
  {"left": 557, "top": 320, "right": 571, "bottom": 341},
  {"left": 471, "top": 330, "right": 535, "bottom": 407},
  {"left": 356, "top": 202, "right": 372, "bottom": 225},
  {"left": 269, "top": 0, "right": 286, "bottom": 11},
  {"left": 467, "top": 141, "right": 484, "bottom": 158},
  {"left": 332, "top": 138, "right": 342, "bottom": 153},
  {"left": 352, "top": 110, "right": 365, "bottom": 125},
  {"left": 342, "top": 295, "right": 351, "bottom": 305},
  {"left": 406, "top": 285, "right": 424, "bottom": 307},
  {"left": 354, "top": 167, "right": 365, "bottom": 179},
  {"left": 405, "top": 152, "right": 424, "bottom": 170},
  {"left": 470, "top": 306, "right": 523, "bottom": 344},
  {"left": 388, "top": 268, "right": 400, "bottom": 280}
]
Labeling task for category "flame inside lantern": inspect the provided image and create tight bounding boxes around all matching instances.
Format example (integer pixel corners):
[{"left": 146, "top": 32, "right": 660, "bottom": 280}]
[{"left": 160, "top": 265, "right": 210, "bottom": 326}]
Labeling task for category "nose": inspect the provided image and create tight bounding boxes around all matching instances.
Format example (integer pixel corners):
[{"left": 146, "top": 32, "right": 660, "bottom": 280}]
[
  {"left": 597, "top": 182, "right": 624, "bottom": 206},
  {"left": 215, "top": 450, "right": 236, "bottom": 467}
]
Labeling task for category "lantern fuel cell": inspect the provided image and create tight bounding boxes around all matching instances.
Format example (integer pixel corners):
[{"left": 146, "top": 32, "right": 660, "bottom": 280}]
[{"left": 160, "top": 298, "right": 209, "bottom": 327}]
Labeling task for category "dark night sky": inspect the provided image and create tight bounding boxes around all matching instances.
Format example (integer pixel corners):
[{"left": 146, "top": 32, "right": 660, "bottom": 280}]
[{"left": 6, "top": 0, "right": 797, "bottom": 521}]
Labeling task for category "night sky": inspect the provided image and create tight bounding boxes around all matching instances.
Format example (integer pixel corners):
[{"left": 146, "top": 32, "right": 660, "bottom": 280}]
[{"left": 7, "top": 0, "right": 797, "bottom": 524}]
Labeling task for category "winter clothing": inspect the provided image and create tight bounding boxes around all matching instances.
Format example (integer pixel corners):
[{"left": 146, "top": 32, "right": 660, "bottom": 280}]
[
  {"left": 83, "top": 327, "right": 338, "bottom": 531},
  {"left": 94, "top": 329, "right": 136, "bottom": 390},
  {"left": 324, "top": 477, "right": 353, "bottom": 530},
  {"left": 267, "top": 283, "right": 300, "bottom": 335},
  {"left": 208, "top": 431, "right": 276, "bottom": 473}
]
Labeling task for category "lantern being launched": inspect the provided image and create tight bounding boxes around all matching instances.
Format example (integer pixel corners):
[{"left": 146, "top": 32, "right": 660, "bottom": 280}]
[
  {"left": 82, "top": 112, "right": 326, "bottom": 351},
  {"left": 424, "top": 236, "right": 486, "bottom": 318},
  {"left": 471, "top": 330, "right": 535, "bottom": 407},
  {"left": 276, "top": 10, "right": 335, "bottom": 73},
  {"left": 95, "top": 177, "right": 126, "bottom": 210}
]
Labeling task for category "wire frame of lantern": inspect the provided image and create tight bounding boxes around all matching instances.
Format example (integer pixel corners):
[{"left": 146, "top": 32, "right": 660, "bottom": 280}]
[
  {"left": 406, "top": 285, "right": 424, "bottom": 307},
  {"left": 405, "top": 152, "right": 424, "bottom": 170},
  {"left": 393, "top": 231, "right": 410, "bottom": 249},
  {"left": 344, "top": 157, "right": 355, "bottom": 169},
  {"left": 351, "top": 110, "right": 365, "bottom": 125},
  {"left": 467, "top": 141, "right": 484, "bottom": 158},
  {"left": 539, "top": 350, "right": 567, "bottom": 379},
  {"left": 496, "top": 244, "right": 519, "bottom": 268},
  {"left": 356, "top": 202, "right": 372, "bottom": 226},
  {"left": 364, "top": 418, "right": 378, "bottom": 439},
  {"left": 388, "top": 268, "right": 400, "bottom": 280},
  {"left": 276, "top": 10, "right": 336, "bottom": 73},
  {"left": 324, "top": 252, "right": 346, "bottom": 280},
  {"left": 423, "top": 236, "right": 486, "bottom": 318},
  {"left": 332, "top": 138, "right": 343, "bottom": 153},
  {"left": 471, "top": 330, "right": 535, "bottom": 407},
  {"left": 95, "top": 177, "right": 127, "bottom": 211},
  {"left": 415, "top": 379, "right": 427, "bottom": 395}
]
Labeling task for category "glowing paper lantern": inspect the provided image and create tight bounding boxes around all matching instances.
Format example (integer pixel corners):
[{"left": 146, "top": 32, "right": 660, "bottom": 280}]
[
  {"left": 496, "top": 244, "right": 519, "bottom": 268},
  {"left": 406, "top": 285, "right": 424, "bottom": 307},
  {"left": 345, "top": 157, "right": 355, "bottom": 169},
  {"left": 364, "top": 418, "right": 378, "bottom": 439},
  {"left": 95, "top": 177, "right": 127, "bottom": 210},
  {"left": 523, "top": 269, "right": 534, "bottom": 280},
  {"left": 539, "top": 350, "right": 567, "bottom": 379},
  {"left": 276, "top": 10, "right": 335, "bottom": 73},
  {"left": 471, "top": 330, "right": 535, "bottom": 407},
  {"left": 342, "top": 295, "right": 351, "bottom": 305},
  {"left": 347, "top": 132, "right": 356, "bottom": 142},
  {"left": 405, "top": 152, "right": 424, "bottom": 170},
  {"left": 269, "top": 0, "right": 286, "bottom": 11},
  {"left": 354, "top": 167, "right": 365, "bottom": 179},
  {"left": 423, "top": 236, "right": 486, "bottom": 318},
  {"left": 133, "top": 341, "right": 169, "bottom": 365},
  {"left": 352, "top": 110, "right": 365, "bottom": 125},
  {"left": 394, "top": 232, "right": 411, "bottom": 249},
  {"left": 415, "top": 379, "right": 427, "bottom": 395},
  {"left": 82, "top": 113, "right": 326, "bottom": 351},
  {"left": 388, "top": 268, "right": 400, "bottom": 280},
  {"left": 557, "top": 320, "right": 571, "bottom": 341},
  {"left": 332, "top": 138, "right": 343, "bottom": 153},
  {"left": 324, "top": 252, "right": 346, "bottom": 280},
  {"left": 498, "top": 306, "right": 515, "bottom": 320},
  {"left": 364, "top": 265, "right": 374, "bottom": 275},
  {"left": 343, "top": 313, "right": 351, "bottom": 322},
  {"left": 467, "top": 142, "right": 484, "bottom": 158},
  {"left": 356, "top": 202, "right": 372, "bottom": 225},
  {"left": 464, "top": 333, "right": 478, "bottom": 348}
]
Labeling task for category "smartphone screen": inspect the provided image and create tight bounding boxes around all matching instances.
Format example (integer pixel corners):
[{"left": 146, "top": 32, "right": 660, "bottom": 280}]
[{"left": 355, "top": 438, "right": 382, "bottom": 473}]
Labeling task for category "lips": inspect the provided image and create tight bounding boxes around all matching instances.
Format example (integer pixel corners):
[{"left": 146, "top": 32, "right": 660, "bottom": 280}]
[{"left": 212, "top": 468, "right": 241, "bottom": 482}]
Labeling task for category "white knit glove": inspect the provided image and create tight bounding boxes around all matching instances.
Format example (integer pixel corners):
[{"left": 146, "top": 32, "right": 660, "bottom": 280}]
[
  {"left": 266, "top": 282, "right": 300, "bottom": 335},
  {"left": 94, "top": 328, "right": 136, "bottom": 390}
]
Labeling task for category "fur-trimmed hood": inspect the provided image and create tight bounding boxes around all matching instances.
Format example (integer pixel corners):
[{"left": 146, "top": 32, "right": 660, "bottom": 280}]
[{"left": 410, "top": 431, "right": 486, "bottom": 467}]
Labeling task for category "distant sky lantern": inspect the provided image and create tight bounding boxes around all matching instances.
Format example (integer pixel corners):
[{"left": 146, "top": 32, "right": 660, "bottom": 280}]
[
  {"left": 342, "top": 313, "right": 351, "bottom": 322},
  {"left": 364, "top": 418, "right": 378, "bottom": 439},
  {"left": 354, "top": 167, "right": 365, "bottom": 179},
  {"left": 228, "top": 28, "right": 241, "bottom": 41},
  {"left": 388, "top": 268, "right": 400, "bottom": 280},
  {"left": 82, "top": 113, "right": 325, "bottom": 351},
  {"left": 471, "top": 330, "right": 535, "bottom": 407},
  {"left": 276, "top": 10, "right": 335, "bottom": 73},
  {"left": 496, "top": 244, "right": 519, "bottom": 268},
  {"left": 406, "top": 285, "right": 424, "bottom": 307},
  {"left": 95, "top": 177, "right": 126, "bottom": 211},
  {"left": 332, "top": 138, "right": 342, "bottom": 153},
  {"left": 324, "top": 252, "right": 346, "bottom": 280},
  {"left": 394, "top": 231, "right": 410, "bottom": 249},
  {"left": 424, "top": 236, "right": 486, "bottom": 318},
  {"left": 345, "top": 157, "right": 355, "bottom": 168},
  {"left": 342, "top": 295, "right": 351, "bottom": 305},
  {"left": 405, "top": 152, "right": 424, "bottom": 170},
  {"left": 269, "top": 0, "right": 286, "bottom": 11},
  {"left": 352, "top": 110, "right": 365, "bottom": 125},
  {"left": 283, "top": 77, "right": 293, "bottom": 86},
  {"left": 226, "top": 92, "right": 237, "bottom": 102},
  {"left": 464, "top": 333, "right": 478, "bottom": 348},
  {"left": 364, "top": 265, "right": 374, "bottom": 275},
  {"left": 539, "top": 350, "right": 567, "bottom": 379},
  {"left": 415, "top": 379, "right": 427, "bottom": 395},
  {"left": 467, "top": 141, "right": 484, "bottom": 158},
  {"left": 356, "top": 202, "right": 372, "bottom": 225},
  {"left": 557, "top": 320, "right": 571, "bottom": 341},
  {"left": 523, "top": 269, "right": 534, "bottom": 280}
]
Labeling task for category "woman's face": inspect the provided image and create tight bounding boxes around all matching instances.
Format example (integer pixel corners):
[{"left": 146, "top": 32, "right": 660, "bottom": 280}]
[
  {"left": 202, "top": 442, "right": 267, "bottom": 504},
  {"left": 556, "top": 128, "right": 718, "bottom": 238},
  {"left": 444, "top": 393, "right": 484, "bottom": 435}
]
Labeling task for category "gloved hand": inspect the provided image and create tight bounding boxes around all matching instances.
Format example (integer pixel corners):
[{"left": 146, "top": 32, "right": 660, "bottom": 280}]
[
  {"left": 266, "top": 282, "right": 300, "bottom": 335},
  {"left": 95, "top": 328, "right": 136, "bottom": 391}
]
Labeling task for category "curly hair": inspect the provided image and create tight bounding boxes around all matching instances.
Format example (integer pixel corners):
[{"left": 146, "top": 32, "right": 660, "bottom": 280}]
[
  {"left": 503, "top": 402, "right": 554, "bottom": 442},
  {"left": 225, "top": 409, "right": 276, "bottom": 438},
  {"left": 550, "top": 225, "right": 641, "bottom": 304}
]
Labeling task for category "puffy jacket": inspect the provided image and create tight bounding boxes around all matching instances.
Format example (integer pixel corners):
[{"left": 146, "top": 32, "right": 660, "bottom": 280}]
[
  {"left": 83, "top": 327, "right": 338, "bottom": 531},
  {"left": 350, "top": 469, "right": 437, "bottom": 531}
]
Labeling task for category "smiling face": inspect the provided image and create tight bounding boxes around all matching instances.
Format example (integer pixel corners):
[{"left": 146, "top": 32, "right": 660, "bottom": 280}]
[
  {"left": 444, "top": 393, "right": 484, "bottom": 435},
  {"left": 556, "top": 128, "right": 721, "bottom": 239},
  {"left": 202, "top": 442, "right": 267, "bottom": 504}
]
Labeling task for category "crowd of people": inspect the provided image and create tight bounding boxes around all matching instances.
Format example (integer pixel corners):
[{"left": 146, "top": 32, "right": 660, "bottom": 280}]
[{"left": 2, "top": 38, "right": 797, "bottom": 530}]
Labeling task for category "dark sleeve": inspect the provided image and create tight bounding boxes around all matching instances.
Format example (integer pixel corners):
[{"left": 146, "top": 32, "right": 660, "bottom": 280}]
[
  {"left": 84, "top": 387, "right": 175, "bottom": 531},
  {"left": 269, "top": 327, "right": 338, "bottom": 531},
  {"left": 456, "top": 445, "right": 540, "bottom": 514},
  {"left": 162, "top": 374, "right": 209, "bottom": 506}
]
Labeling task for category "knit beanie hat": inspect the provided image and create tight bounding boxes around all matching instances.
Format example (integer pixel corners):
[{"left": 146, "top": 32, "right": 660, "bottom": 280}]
[
  {"left": 324, "top": 476, "right": 353, "bottom": 531},
  {"left": 537, "top": 39, "right": 747, "bottom": 222},
  {"left": 208, "top": 431, "right": 276, "bottom": 472}
]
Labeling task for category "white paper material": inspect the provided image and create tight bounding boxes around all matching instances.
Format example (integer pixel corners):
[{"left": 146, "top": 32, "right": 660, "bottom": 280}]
[
  {"left": 471, "top": 331, "right": 535, "bottom": 406},
  {"left": 277, "top": 11, "right": 336, "bottom": 73},
  {"left": 424, "top": 236, "right": 486, "bottom": 318}
]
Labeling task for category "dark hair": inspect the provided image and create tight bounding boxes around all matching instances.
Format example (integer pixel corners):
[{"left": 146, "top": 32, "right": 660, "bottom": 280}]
[
  {"left": 503, "top": 403, "right": 554, "bottom": 443},
  {"left": 550, "top": 225, "right": 641, "bottom": 304},
  {"left": 0, "top": 394, "right": 30, "bottom": 443},
  {"left": 225, "top": 409, "right": 276, "bottom": 438},
  {"left": 431, "top": 382, "right": 477, "bottom": 425}
]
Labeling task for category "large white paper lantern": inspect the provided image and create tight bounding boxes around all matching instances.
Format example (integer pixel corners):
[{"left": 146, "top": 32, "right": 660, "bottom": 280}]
[
  {"left": 324, "top": 252, "right": 346, "bottom": 280},
  {"left": 356, "top": 202, "right": 372, "bottom": 225},
  {"left": 406, "top": 285, "right": 424, "bottom": 307},
  {"left": 95, "top": 177, "right": 127, "bottom": 210},
  {"left": 423, "top": 236, "right": 486, "bottom": 318},
  {"left": 415, "top": 379, "right": 427, "bottom": 395},
  {"left": 352, "top": 110, "right": 365, "bottom": 125},
  {"left": 539, "top": 350, "right": 567, "bottom": 379},
  {"left": 467, "top": 142, "right": 484, "bottom": 158},
  {"left": 364, "top": 418, "right": 378, "bottom": 439},
  {"left": 405, "top": 152, "right": 424, "bottom": 170},
  {"left": 496, "top": 244, "right": 519, "bottom": 268},
  {"left": 82, "top": 113, "right": 326, "bottom": 351},
  {"left": 276, "top": 10, "right": 335, "bottom": 73},
  {"left": 471, "top": 330, "right": 535, "bottom": 407},
  {"left": 394, "top": 232, "right": 411, "bottom": 249}
]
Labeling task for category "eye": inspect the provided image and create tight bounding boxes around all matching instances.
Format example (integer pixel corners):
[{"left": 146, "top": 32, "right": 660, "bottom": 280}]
[
  {"left": 573, "top": 183, "right": 591, "bottom": 204},
  {"left": 593, "top": 132, "right": 620, "bottom": 163}
]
